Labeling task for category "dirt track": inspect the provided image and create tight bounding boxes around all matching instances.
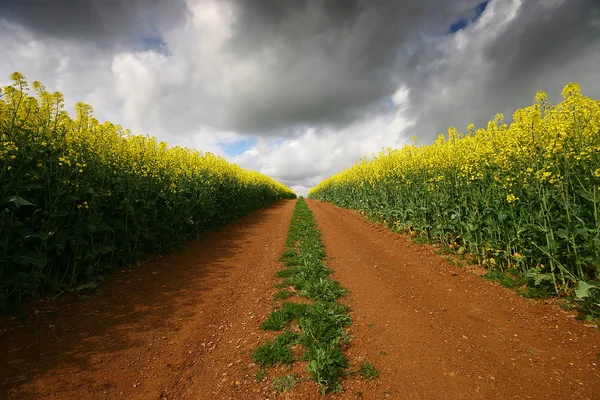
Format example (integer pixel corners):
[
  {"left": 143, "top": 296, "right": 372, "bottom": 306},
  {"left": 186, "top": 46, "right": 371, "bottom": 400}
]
[{"left": 1, "top": 199, "right": 599, "bottom": 399}]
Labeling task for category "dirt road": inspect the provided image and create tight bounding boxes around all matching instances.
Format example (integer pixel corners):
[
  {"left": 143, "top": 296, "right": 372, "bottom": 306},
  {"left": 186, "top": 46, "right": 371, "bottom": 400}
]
[{"left": 1, "top": 199, "right": 599, "bottom": 399}]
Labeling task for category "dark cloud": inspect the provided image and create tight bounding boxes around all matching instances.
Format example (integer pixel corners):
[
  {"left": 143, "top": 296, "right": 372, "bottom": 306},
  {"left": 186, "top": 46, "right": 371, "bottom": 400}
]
[
  {"left": 0, "top": 0, "right": 486, "bottom": 135},
  {"left": 402, "top": 0, "right": 600, "bottom": 142},
  {"left": 484, "top": 0, "right": 600, "bottom": 99},
  {"left": 221, "top": 0, "right": 483, "bottom": 133},
  {"left": 0, "top": 0, "right": 187, "bottom": 50}
]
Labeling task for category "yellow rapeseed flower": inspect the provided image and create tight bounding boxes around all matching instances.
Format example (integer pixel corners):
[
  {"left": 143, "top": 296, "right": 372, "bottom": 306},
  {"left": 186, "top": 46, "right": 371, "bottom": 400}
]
[{"left": 506, "top": 194, "right": 519, "bottom": 203}]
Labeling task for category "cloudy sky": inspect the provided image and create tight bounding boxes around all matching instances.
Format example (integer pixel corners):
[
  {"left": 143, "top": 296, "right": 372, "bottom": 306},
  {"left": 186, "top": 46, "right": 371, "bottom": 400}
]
[{"left": 1, "top": 0, "right": 599, "bottom": 195}]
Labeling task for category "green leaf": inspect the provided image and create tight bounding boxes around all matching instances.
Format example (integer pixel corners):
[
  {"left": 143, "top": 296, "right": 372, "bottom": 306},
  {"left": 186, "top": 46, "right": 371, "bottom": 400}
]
[
  {"left": 4, "top": 271, "right": 31, "bottom": 285},
  {"left": 51, "top": 210, "right": 69, "bottom": 217},
  {"left": 12, "top": 251, "right": 48, "bottom": 267},
  {"left": 88, "top": 214, "right": 103, "bottom": 225},
  {"left": 575, "top": 281, "right": 599, "bottom": 299},
  {"left": 576, "top": 189, "right": 593, "bottom": 203},
  {"left": 72, "top": 282, "right": 100, "bottom": 293},
  {"left": 534, "top": 273, "right": 552, "bottom": 286},
  {"left": 24, "top": 183, "right": 44, "bottom": 191},
  {"left": 3, "top": 195, "right": 35, "bottom": 207},
  {"left": 306, "top": 360, "right": 318, "bottom": 374},
  {"left": 25, "top": 231, "right": 55, "bottom": 240}
]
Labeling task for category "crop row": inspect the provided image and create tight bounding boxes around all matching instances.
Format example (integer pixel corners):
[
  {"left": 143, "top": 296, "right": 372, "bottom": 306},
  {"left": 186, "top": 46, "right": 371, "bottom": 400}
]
[
  {"left": 310, "top": 84, "right": 600, "bottom": 293},
  {"left": 0, "top": 72, "right": 295, "bottom": 309}
]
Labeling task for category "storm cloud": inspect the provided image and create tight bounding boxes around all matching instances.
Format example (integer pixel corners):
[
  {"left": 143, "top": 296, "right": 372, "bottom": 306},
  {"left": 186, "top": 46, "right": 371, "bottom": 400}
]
[
  {"left": 0, "top": 0, "right": 187, "bottom": 51},
  {"left": 403, "top": 0, "right": 600, "bottom": 141}
]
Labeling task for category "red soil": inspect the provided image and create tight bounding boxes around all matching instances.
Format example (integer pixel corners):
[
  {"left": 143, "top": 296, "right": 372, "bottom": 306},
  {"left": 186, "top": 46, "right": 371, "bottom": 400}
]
[{"left": 0, "top": 198, "right": 598, "bottom": 399}]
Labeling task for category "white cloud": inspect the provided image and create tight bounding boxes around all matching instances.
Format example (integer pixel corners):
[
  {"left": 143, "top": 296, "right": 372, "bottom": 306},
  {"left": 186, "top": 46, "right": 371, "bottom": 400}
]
[{"left": 234, "top": 98, "right": 414, "bottom": 195}]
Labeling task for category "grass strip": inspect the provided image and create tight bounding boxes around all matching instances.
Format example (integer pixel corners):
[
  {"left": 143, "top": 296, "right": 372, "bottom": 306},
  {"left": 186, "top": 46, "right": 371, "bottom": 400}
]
[{"left": 253, "top": 197, "right": 352, "bottom": 394}]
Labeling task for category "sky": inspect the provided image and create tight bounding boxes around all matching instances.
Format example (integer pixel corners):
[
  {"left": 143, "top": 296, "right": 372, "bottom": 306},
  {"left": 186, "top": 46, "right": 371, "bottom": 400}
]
[{"left": 1, "top": 0, "right": 599, "bottom": 195}]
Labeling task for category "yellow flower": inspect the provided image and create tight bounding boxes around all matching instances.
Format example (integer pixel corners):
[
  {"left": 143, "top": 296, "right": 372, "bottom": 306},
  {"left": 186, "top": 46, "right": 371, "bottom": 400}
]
[
  {"left": 535, "top": 91, "right": 548, "bottom": 103},
  {"left": 507, "top": 194, "right": 519, "bottom": 203},
  {"left": 561, "top": 82, "right": 581, "bottom": 99}
]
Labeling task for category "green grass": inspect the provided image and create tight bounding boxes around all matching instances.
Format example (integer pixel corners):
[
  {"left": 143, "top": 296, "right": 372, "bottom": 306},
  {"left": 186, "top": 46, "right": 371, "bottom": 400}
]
[
  {"left": 254, "top": 197, "right": 353, "bottom": 394},
  {"left": 410, "top": 235, "right": 428, "bottom": 245},
  {"left": 273, "top": 373, "right": 300, "bottom": 393},
  {"left": 482, "top": 268, "right": 555, "bottom": 299},
  {"left": 280, "top": 249, "right": 301, "bottom": 266},
  {"left": 358, "top": 362, "right": 379, "bottom": 380},
  {"left": 275, "top": 266, "right": 299, "bottom": 278},
  {"left": 273, "top": 289, "right": 295, "bottom": 300},
  {"left": 254, "top": 369, "right": 268, "bottom": 382},
  {"left": 252, "top": 330, "right": 299, "bottom": 367},
  {"left": 260, "top": 302, "right": 308, "bottom": 331}
]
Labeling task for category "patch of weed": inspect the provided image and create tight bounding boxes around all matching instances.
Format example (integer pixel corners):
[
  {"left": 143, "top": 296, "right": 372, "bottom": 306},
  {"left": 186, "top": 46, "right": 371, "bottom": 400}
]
[
  {"left": 273, "top": 289, "right": 294, "bottom": 300},
  {"left": 306, "top": 346, "right": 348, "bottom": 394},
  {"left": 484, "top": 268, "right": 555, "bottom": 299},
  {"left": 483, "top": 269, "right": 520, "bottom": 289},
  {"left": 358, "top": 362, "right": 379, "bottom": 380},
  {"left": 273, "top": 373, "right": 300, "bottom": 393},
  {"left": 276, "top": 266, "right": 299, "bottom": 278},
  {"left": 255, "top": 198, "right": 352, "bottom": 394},
  {"left": 301, "top": 277, "right": 346, "bottom": 301},
  {"left": 411, "top": 236, "right": 428, "bottom": 245},
  {"left": 260, "top": 302, "right": 308, "bottom": 331},
  {"left": 254, "top": 369, "right": 268, "bottom": 382},
  {"left": 252, "top": 331, "right": 299, "bottom": 367},
  {"left": 299, "top": 302, "right": 351, "bottom": 346},
  {"left": 280, "top": 249, "right": 301, "bottom": 266}
]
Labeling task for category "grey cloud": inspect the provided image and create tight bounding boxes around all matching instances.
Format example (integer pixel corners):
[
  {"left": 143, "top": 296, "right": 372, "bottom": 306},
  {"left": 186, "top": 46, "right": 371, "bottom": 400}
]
[
  {"left": 404, "top": 0, "right": 600, "bottom": 142},
  {"left": 0, "top": 0, "right": 187, "bottom": 50},
  {"left": 221, "top": 0, "right": 483, "bottom": 133},
  {"left": 483, "top": 0, "right": 600, "bottom": 100},
  {"left": 0, "top": 0, "right": 483, "bottom": 135}
]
